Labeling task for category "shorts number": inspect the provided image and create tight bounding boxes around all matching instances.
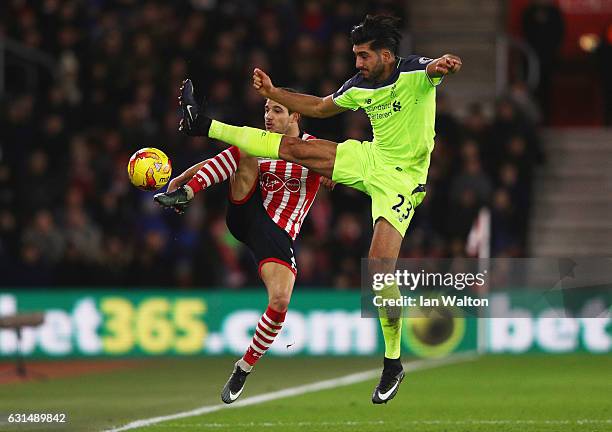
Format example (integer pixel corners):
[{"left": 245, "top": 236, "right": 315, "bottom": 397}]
[{"left": 392, "top": 194, "right": 412, "bottom": 221}]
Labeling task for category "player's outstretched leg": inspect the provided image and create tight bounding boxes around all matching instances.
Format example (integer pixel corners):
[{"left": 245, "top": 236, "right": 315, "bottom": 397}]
[
  {"left": 177, "top": 79, "right": 279, "bottom": 158},
  {"left": 177, "top": 79, "right": 336, "bottom": 178},
  {"left": 154, "top": 147, "right": 241, "bottom": 212}
]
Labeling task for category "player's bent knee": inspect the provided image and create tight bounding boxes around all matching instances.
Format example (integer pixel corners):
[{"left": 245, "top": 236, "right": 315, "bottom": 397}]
[{"left": 269, "top": 294, "right": 291, "bottom": 312}]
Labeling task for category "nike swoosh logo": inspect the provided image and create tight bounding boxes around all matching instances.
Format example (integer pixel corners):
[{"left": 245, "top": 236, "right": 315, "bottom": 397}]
[
  {"left": 186, "top": 105, "right": 194, "bottom": 121},
  {"left": 229, "top": 387, "right": 244, "bottom": 401},
  {"left": 377, "top": 380, "right": 399, "bottom": 400}
]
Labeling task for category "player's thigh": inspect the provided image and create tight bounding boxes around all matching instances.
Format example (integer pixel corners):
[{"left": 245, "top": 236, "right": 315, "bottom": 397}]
[
  {"left": 229, "top": 154, "right": 259, "bottom": 202},
  {"left": 369, "top": 174, "right": 426, "bottom": 246},
  {"left": 260, "top": 262, "right": 296, "bottom": 312},
  {"left": 331, "top": 139, "right": 372, "bottom": 194},
  {"left": 279, "top": 137, "right": 337, "bottom": 179},
  {"left": 247, "top": 209, "right": 298, "bottom": 297}
]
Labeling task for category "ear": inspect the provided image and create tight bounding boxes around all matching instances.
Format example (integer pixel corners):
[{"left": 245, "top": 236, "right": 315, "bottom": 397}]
[
  {"left": 290, "top": 111, "right": 300, "bottom": 125},
  {"left": 381, "top": 49, "right": 394, "bottom": 64}
]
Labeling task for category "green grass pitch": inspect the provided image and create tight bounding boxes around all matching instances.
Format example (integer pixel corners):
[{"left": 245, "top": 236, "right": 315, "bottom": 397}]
[{"left": 0, "top": 355, "right": 610, "bottom": 431}]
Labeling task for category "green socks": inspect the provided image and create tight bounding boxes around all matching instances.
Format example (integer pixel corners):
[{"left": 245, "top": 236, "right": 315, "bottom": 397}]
[
  {"left": 377, "top": 283, "right": 403, "bottom": 359},
  {"left": 380, "top": 316, "right": 403, "bottom": 359},
  {"left": 209, "top": 120, "right": 282, "bottom": 159}
]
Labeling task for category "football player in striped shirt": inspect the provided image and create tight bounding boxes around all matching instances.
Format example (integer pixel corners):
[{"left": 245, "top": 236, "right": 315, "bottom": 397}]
[
  {"left": 171, "top": 15, "right": 461, "bottom": 404},
  {"left": 155, "top": 92, "right": 332, "bottom": 404}
]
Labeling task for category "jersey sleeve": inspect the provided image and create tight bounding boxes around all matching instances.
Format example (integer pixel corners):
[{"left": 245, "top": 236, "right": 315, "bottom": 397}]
[
  {"left": 401, "top": 55, "right": 444, "bottom": 87},
  {"left": 332, "top": 74, "right": 361, "bottom": 111}
]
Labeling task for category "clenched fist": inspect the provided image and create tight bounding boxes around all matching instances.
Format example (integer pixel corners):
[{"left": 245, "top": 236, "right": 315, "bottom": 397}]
[
  {"left": 430, "top": 54, "right": 462, "bottom": 76},
  {"left": 252, "top": 68, "right": 275, "bottom": 97}
]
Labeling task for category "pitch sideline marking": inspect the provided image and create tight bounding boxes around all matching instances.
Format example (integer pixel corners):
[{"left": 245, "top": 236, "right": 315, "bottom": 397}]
[
  {"left": 104, "top": 352, "right": 477, "bottom": 432},
  {"left": 131, "top": 419, "right": 612, "bottom": 428}
]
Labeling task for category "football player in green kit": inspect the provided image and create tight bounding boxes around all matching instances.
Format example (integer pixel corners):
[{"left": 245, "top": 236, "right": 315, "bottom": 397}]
[{"left": 167, "top": 14, "right": 461, "bottom": 404}]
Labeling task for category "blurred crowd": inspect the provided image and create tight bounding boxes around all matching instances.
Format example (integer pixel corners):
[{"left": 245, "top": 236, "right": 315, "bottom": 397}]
[{"left": 0, "top": 0, "right": 543, "bottom": 288}]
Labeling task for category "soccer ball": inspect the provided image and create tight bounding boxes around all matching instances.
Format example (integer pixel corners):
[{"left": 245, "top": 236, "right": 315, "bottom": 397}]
[{"left": 127, "top": 148, "right": 172, "bottom": 191}]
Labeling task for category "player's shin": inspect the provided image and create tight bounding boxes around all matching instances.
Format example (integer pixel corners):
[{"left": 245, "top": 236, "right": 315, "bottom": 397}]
[
  {"left": 209, "top": 120, "right": 281, "bottom": 159},
  {"left": 240, "top": 305, "right": 286, "bottom": 371},
  {"left": 377, "top": 282, "right": 403, "bottom": 360}
]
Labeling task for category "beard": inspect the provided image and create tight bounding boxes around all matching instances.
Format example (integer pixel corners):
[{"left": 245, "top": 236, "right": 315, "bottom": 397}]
[{"left": 365, "top": 61, "right": 385, "bottom": 83}]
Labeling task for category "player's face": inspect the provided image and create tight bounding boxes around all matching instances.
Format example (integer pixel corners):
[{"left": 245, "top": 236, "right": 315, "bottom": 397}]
[
  {"left": 264, "top": 100, "right": 295, "bottom": 134},
  {"left": 353, "top": 42, "right": 385, "bottom": 81}
]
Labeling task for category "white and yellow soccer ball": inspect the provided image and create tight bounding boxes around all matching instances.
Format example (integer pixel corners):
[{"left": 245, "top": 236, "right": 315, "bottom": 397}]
[{"left": 127, "top": 148, "right": 172, "bottom": 191}]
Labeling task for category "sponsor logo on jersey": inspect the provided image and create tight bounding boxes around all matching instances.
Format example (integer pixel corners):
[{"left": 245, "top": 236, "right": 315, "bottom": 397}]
[{"left": 260, "top": 171, "right": 302, "bottom": 193}]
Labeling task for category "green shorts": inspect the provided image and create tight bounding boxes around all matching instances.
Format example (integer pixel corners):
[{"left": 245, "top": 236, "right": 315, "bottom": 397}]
[{"left": 331, "top": 139, "right": 426, "bottom": 237}]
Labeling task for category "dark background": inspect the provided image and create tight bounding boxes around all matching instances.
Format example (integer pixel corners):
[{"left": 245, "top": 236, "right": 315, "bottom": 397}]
[{"left": 0, "top": 0, "right": 570, "bottom": 289}]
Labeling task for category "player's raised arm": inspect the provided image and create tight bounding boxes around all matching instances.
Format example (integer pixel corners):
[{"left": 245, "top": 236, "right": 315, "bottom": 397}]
[
  {"left": 253, "top": 68, "right": 345, "bottom": 118},
  {"left": 426, "top": 54, "right": 462, "bottom": 78}
]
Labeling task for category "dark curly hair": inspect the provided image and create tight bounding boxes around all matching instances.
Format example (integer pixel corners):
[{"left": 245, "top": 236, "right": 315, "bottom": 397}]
[{"left": 350, "top": 15, "right": 402, "bottom": 55}]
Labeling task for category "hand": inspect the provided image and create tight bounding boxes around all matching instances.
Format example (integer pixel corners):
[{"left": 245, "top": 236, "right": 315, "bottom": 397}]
[
  {"left": 252, "top": 68, "right": 274, "bottom": 97},
  {"left": 439, "top": 54, "right": 463, "bottom": 75},
  {"left": 428, "top": 55, "right": 462, "bottom": 76},
  {"left": 320, "top": 177, "right": 336, "bottom": 190}
]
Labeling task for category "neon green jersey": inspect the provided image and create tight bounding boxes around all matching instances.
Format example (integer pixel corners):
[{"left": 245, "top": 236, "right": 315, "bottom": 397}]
[{"left": 332, "top": 55, "right": 442, "bottom": 183}]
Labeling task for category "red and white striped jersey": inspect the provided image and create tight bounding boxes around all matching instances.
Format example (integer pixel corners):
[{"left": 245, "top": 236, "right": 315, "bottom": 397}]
[{"left": 258, "top": 132, "right": 321, "bottom": 240}]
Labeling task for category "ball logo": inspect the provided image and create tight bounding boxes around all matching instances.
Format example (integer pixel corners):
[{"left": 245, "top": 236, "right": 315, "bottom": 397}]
[{"left": 260, "top": 171, "right": 302, "bottom": 193}]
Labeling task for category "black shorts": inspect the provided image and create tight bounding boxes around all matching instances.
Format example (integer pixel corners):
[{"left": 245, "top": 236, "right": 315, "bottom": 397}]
[{"left": 226, "top": 182, "right": 297, "bottom": 277}]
